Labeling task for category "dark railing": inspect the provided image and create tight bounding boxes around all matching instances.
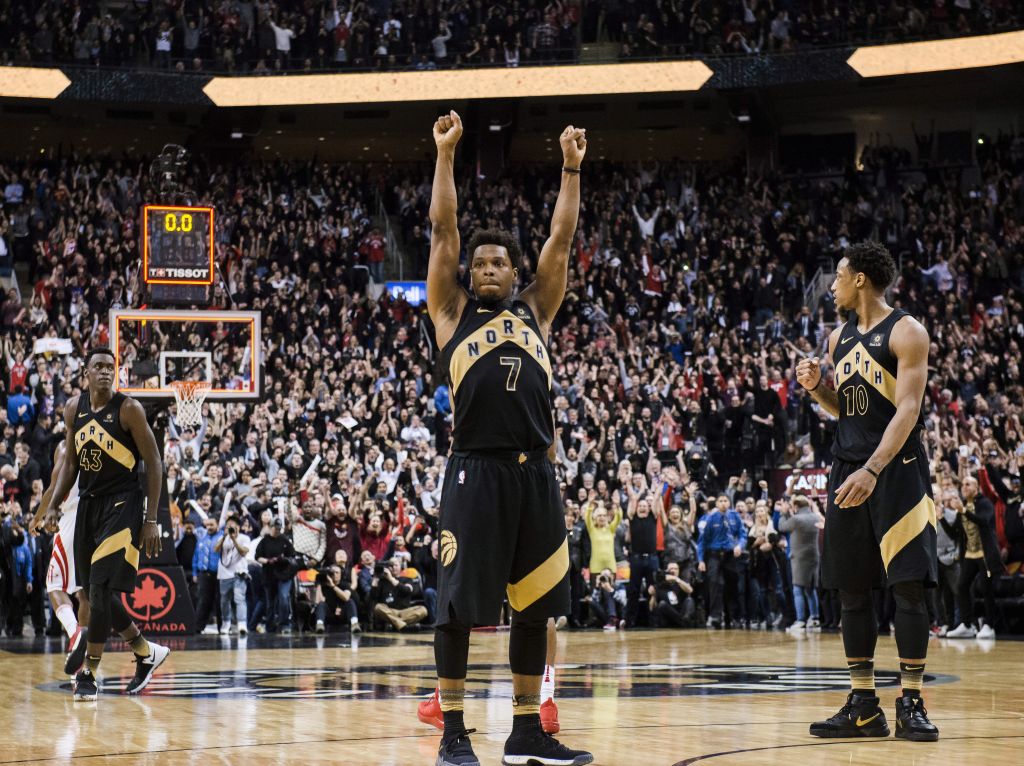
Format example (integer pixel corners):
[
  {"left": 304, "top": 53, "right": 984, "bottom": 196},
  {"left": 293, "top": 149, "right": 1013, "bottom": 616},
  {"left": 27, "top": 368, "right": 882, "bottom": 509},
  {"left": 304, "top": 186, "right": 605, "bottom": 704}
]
[{"left": 2, "top": 22, "right": 1021, "bottom": 78}]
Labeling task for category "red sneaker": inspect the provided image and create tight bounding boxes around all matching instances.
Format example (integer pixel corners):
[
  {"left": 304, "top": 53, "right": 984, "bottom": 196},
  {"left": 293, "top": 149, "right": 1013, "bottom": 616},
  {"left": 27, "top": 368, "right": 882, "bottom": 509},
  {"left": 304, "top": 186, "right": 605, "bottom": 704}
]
[
  {"left": 540, "top": 698, "right": 560, "bottom": 734},
  {"left": 417, "top": 687, "right": 443, "bottom": 730}
]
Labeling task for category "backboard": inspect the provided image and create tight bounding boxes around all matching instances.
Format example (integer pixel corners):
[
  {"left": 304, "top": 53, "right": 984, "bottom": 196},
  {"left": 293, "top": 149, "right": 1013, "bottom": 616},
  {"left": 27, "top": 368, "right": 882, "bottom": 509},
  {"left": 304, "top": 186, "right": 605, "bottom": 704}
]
[{"left": 109, "top": 309, "right": 261, "bottom": 401}]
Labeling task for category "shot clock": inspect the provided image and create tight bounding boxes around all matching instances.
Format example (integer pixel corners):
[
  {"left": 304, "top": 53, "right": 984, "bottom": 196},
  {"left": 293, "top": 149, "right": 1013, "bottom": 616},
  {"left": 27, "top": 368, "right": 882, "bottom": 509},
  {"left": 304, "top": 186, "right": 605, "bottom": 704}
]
[{"left": 142, "top": 204, "right": 215, "bottom": 285}]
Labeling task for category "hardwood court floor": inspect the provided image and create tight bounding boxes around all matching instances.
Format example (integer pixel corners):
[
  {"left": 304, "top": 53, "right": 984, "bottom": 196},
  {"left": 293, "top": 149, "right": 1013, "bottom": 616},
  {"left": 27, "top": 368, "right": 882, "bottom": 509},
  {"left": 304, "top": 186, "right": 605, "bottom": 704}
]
[{"left": 1, "top": 628, "right": 1022, "bottom": 765}]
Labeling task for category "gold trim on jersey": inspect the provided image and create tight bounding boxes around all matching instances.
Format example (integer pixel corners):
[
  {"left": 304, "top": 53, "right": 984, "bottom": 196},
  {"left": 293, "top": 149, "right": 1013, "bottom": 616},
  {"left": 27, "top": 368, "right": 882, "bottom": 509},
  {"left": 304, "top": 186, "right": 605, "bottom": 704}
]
[
  {"left": 834, "top": 341, "right": 898, "bottom": 406},
  {"left": 880, "top": 494, "right": 936, "bottom": 571},
  {"left": 448, "top": 311, "right": 552, "bottom": 395},
  {"left": 506, "top": 538, "right": 569, "bottom": 611},
  {"left": 91, "top": 527, "right": 140, "bottom": 570},
  {"left": 74, "top": 421, "right": 137, "bottom": 471}
]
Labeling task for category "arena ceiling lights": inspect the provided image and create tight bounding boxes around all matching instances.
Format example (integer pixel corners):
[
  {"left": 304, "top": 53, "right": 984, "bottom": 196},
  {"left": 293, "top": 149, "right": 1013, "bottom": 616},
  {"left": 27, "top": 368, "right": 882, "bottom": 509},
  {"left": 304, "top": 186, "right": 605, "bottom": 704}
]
[
  {"left": 847, "top": 29, "right": 1024, "bottom": 78},
  {"left": 202, "top": 61, "right": 714, "bottom": 108},
  {"left": 0, "top": 67, "right": 70, "bottom": 99}
]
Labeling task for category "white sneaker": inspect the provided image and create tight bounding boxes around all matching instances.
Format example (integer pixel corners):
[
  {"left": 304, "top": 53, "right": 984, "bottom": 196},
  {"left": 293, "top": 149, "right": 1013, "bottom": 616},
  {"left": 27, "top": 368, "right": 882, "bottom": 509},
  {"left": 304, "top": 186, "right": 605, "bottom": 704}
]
[
  {"left": 201, "top": 624, "right": 219, "bottom": 636},
  {"left": 238, "top": 622, "right": 248, "bottom": 636},
  {"left": 806, "top": 618, "right": 821, "bottom": 632},
  {"left": 946, "top": 623, "right": 977, "bottom": 638},
  {"left": 788, "top": 620, "right": 806, "bottom": 633},
  {"left": 218, "top": 624, "right": 230, "bottom": 635},
  {"left": 976, "top": 624, "right": 996, "bottom": 639},
  {"left": 937, "top": 625, "right": 948, "bottom": 637},
  {"left": 126, "top": 642, "right": 170, "bottom": 695},
  {"left": 555, "top": 616, "right": 568, "bottom": 631}
]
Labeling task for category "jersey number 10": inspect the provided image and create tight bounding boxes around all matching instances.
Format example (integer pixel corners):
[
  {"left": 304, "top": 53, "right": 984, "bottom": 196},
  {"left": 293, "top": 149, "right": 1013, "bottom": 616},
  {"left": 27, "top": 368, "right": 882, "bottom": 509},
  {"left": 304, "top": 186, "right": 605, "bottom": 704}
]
[{"left": 842, "top": 384, "right": 869, "bottom": 416}]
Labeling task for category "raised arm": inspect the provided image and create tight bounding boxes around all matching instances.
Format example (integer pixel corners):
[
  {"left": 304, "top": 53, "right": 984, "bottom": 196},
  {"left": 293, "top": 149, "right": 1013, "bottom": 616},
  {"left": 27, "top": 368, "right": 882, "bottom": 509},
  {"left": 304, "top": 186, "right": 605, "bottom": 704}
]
[
  {"left": 426, "top": 110, "right": 467, "bottom": 349},
  {"left": 521, "top": 125, "right": 586, "bottom": 331},
  {"left": 122, "top": 398, "right": 164, "bottom": 558},
  {"left": 795, "top": 325, "right": 842, "bottom": 418},
  {"left": 835, "top": 316, "right": 930, "bottom": 509}
]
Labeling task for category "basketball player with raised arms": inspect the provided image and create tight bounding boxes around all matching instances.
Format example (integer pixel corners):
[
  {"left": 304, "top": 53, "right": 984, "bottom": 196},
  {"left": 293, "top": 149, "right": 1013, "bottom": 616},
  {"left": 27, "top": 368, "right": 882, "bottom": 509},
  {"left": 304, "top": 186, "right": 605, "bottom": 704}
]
[
  {"left": 37, "top": 348, "right": 169, "bottom": 700},
  {"left": 797, "top": 242, "right": 939, "bottom": 742},
  {"left": 426, "top": 109, "right": 593, "bottom": 766}
]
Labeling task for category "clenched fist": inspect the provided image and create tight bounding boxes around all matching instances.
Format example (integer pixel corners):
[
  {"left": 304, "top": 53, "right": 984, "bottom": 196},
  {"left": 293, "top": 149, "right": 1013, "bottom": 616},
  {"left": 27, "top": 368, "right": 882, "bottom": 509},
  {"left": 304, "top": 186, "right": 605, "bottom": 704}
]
[
  {"left": 560, "top": 125, "right": 587, "bottom": 169},
  {"left": 433, "top": 110, "right": 463, "bottom": 152},
  {"left": 795, "top": 356, "right": 823, "bottom": 391}
]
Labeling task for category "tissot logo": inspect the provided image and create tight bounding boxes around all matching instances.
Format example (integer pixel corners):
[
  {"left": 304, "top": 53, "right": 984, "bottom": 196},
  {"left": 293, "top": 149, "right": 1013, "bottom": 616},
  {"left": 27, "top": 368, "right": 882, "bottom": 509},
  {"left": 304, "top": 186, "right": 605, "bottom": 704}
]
[
  {"left": 38, "top": 663, "right": 954, "bottom": 700},
  {"left": 154, "top": 268, "right": 210, "bottom": 279},
  {"left": 122, "top": 568, "right": 176, "bottom": 622}
]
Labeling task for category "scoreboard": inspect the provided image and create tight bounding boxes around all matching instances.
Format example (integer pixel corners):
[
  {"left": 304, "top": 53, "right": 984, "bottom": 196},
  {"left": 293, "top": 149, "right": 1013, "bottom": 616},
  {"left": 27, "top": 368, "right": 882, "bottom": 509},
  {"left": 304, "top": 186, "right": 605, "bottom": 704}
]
[{"left": 142, "top": 205, "right": 214, "bottom": 285}]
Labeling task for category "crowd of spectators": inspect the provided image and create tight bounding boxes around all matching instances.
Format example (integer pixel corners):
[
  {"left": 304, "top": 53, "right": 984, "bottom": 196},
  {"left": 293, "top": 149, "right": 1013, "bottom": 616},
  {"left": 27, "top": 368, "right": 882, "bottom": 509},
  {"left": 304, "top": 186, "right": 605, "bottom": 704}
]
[
  {"left": 1, "top": 1, "right": 1021, "bottom": 73},
  {"left": 0, "top": 125, "right": 1022, "bottom": 638}
]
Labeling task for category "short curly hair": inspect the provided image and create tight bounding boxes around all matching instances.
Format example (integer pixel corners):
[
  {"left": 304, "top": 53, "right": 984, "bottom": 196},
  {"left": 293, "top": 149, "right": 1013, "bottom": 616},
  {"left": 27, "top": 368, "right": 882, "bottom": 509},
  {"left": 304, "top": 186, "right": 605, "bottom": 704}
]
[
  {"left": 466, "top": 228, "right": 521, "bottom": 270},
  {"left": 843, "top": 241, "right": 896, "bottom": 291}
]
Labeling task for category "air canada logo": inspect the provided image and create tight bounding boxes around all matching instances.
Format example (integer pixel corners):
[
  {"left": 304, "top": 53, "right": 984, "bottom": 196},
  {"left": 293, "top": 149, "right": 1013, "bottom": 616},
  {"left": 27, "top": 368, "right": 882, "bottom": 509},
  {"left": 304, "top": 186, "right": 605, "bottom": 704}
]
[
  {"left": 36, "top": 663, "right": 956, "bottom": 700},
  {"left": 122, "top": 568, "right": 175, "bottom": 622}
]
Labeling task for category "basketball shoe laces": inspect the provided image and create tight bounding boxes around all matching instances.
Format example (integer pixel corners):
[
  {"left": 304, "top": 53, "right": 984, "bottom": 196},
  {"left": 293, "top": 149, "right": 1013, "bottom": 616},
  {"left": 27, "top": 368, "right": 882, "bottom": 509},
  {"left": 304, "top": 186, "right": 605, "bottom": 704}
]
[
  {"left": 903, "top": 696, "right": 929, "bottom": 721},
  {"left": 442, "top": 728, "right": 477, "bottom": 755},
  {"left": 826, "top": 693, "right": 862, "bottom": 723},
  {"left": 132, "top": 652, "right": 153, "bottom": 680}
]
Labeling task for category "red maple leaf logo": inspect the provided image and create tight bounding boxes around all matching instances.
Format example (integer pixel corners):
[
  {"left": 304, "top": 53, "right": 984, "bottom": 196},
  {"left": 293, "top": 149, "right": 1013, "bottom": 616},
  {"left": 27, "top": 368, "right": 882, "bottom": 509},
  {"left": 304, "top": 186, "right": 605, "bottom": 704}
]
[{"left": 131, "top": 576, "right": 169, "bottom": 620}]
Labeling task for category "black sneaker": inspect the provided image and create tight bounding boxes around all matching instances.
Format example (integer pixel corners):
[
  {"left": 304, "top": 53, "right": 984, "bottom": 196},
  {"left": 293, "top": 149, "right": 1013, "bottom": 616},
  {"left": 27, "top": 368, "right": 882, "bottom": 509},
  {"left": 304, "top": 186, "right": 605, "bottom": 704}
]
[
  {"left": 809, "top": 693, "right": 889, "bottom": 738},
  {"left": 64, "top": 626, "right": 88, "bottom": 676},
  {"left": 73, "top": 669, "right": 98, "bottom": 701},
  {"left": 502, "top": 727, "right": 594, "bottom": 765},
  {"left": 895, "top": 695, "right": 939, "bottom": 741},
  {"left": 125, "top": 642, "right": 170, "bottom": 695},
  {"left": 435, "top": 728, "right": 480, "bottom": 766}
]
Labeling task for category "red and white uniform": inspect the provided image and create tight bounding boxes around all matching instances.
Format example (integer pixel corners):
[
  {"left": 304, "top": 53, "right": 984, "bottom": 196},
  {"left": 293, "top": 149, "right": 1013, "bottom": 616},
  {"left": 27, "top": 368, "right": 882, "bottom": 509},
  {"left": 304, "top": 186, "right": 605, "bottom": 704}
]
[{"left": 45, "top": 478, "right": 81, "bottom": 595}]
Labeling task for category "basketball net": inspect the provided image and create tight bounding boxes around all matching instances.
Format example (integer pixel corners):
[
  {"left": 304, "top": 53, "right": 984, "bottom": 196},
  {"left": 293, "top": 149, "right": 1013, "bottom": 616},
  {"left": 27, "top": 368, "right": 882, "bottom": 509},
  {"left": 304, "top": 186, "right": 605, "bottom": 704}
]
[{"left": 170, "top": 381, "right": 211, "bottom": 427}]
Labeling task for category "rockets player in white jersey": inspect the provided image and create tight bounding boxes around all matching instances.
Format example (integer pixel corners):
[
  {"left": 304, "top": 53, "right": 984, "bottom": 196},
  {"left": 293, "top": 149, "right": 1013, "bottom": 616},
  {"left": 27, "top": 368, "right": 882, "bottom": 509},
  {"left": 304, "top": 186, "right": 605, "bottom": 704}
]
[{"left": 32, "top": 441, "right": 89, "bottom": 676}]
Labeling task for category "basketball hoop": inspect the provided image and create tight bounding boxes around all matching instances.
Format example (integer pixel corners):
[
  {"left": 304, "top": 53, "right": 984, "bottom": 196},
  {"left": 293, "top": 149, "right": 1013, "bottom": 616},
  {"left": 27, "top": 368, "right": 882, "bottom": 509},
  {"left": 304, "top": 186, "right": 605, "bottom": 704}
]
[{"left": 170, "top": 381, "right": 211, "bottom": 427}]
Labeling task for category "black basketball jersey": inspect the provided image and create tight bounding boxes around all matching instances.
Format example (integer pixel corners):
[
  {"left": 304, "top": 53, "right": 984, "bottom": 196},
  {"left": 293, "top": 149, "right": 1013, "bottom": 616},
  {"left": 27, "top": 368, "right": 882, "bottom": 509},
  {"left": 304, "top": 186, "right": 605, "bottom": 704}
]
[
  {"left": 73, "top": 391, "right": 141, "bottom": 496},
  {"left": 441, "top": 297, "right": 553, "bottom": 452},
  {"left": 832, "top": 308, "right": 924, "bottom": 462}
]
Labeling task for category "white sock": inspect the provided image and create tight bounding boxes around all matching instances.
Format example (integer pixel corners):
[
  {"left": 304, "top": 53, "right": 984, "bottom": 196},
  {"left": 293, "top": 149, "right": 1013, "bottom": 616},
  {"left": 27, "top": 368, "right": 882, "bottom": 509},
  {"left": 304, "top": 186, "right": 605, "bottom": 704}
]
[
  {"left": 541, "top": 664, "right": 555, "bottom": 703},
  {"left": 55, "top": 604, "right": 78, "bottom": 638},
  {"left": 350, "top": 616, "right": 359, "bottom": 625}
]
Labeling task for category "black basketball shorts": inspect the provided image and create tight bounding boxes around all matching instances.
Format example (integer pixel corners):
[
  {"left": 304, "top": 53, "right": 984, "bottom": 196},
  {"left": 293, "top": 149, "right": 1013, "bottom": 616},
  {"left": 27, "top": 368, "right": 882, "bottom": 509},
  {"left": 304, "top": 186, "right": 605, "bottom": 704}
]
[
  {"left": 74, "top": 488, "right": 145, "bottom": 593},
  {"left": 436, "top": 449, "right": 570, "bottom": 626},
  {"left": 821, "top": 444, "right": 938, "bottom": 591}
]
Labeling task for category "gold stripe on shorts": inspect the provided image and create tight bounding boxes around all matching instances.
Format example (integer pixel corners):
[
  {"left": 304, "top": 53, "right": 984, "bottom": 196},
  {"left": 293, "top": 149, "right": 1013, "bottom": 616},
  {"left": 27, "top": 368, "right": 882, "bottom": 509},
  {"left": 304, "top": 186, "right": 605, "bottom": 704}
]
[
  {"left": 506, "top": 538, "right": 568, "bottom": 612},
  {"left": 879, "top": 494, "right": 936, "bottom": 571},
  {"left": 91, "top": 527, "right": 140, "bottom": 570}
]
